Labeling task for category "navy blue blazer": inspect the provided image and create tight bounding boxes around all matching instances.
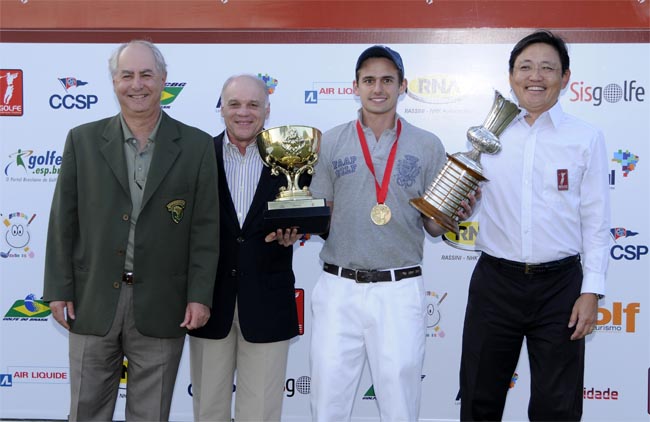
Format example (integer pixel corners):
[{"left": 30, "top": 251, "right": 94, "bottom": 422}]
[{"left": 190, "top": 132, "right": 300, "bottom": 343}]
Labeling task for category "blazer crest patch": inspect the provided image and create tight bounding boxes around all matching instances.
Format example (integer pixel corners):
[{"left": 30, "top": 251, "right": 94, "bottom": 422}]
[{"left": 166, "top": 199, "right": 186, "bottom": 224}]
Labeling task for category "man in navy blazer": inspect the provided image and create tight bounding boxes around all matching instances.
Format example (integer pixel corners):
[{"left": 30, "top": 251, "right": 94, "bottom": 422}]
[
  {"left": 189, "top": 74, "right": 301, "bottom": 422},
  {"left": 44, "top": 41, "right": 220, "bottom": 421}
]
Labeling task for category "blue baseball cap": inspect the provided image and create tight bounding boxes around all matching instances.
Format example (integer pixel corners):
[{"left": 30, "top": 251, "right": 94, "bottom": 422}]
[{"left": 355, "top": 45, "right": 405, "bottom": 80}]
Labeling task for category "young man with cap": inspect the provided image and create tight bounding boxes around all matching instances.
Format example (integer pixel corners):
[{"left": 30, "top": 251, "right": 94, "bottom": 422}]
[{"left": 309, "top": 45, "right": 476, "bottom": 421}]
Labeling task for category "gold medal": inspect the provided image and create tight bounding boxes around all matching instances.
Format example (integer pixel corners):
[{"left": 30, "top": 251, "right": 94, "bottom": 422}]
[{"left": 370, "top": 203, "right": 391, "bottom": 225}]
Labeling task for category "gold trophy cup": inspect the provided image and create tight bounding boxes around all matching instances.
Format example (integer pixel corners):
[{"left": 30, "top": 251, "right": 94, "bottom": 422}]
[
  {"left": 410, "top": 91, "right": 520, "bottom": 234},
  {"left": 256, "top": 125, "right": 331, "bottom": 234}
]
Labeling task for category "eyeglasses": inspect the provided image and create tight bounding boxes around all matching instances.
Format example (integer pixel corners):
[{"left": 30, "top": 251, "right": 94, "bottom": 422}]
[{"left": 514, "top": 64, "right": 561, "bottom": 76}]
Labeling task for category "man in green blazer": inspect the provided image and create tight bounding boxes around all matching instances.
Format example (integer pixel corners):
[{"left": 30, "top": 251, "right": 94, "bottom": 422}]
[{"left": 43, "top": 40, "right": 219, "bottom": 421}]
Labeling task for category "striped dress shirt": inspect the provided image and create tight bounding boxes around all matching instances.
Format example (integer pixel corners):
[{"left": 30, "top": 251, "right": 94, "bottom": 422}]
[{"left": 222, "top": 132, "right": 264, "bottom": 227}]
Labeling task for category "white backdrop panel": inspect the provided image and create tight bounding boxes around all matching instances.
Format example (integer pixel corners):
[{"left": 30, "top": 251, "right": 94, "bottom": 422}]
[{"left": 0, "top": 42, "right": 648, "bottom": 421}]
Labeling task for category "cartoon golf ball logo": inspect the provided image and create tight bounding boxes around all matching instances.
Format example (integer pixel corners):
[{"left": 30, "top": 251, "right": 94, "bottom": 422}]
[
  {"left": 2, "top": 212, "right": 36, "bottom": 258},
  {"left": 425, "top": 290, "right": 447, "bottom": 338}
]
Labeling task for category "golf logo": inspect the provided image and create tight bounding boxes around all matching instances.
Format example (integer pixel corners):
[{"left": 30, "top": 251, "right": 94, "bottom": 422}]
[
  {"left": 425, "top": 290, "right": 447, "bottom": 338},
  {"left": 4, "top": 294, "right": 51, "bottom": 320},
  {"left": 1, "top": 212, "right": 36, "bottom": 259}
]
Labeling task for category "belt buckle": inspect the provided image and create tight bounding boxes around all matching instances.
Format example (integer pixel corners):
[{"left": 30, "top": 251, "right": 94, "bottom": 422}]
[
  {"left": 353, "top": 269, "right": 364, "bottom": 283},
  {"left": 354, "top": 269, "right": 372, "bottom": 283},
  {"left": 524, "top": 263, "right": 542, "bottom": 274},
  {"left": 524, "top": 263, "right": 531, "bottom": 274}
]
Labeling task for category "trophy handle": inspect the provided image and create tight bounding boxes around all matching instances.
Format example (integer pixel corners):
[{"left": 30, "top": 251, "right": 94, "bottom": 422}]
[
  {"left": 409, "top": 91, "right": 519, "bottom": 235},
  {"left": 288, "top": 153, "right": 318, "bottom": 191}
]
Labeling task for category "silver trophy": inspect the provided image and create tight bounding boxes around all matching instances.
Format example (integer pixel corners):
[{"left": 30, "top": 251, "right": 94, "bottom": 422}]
[{"left": 410, "top": 91, "right": 520, "bottom": 234}]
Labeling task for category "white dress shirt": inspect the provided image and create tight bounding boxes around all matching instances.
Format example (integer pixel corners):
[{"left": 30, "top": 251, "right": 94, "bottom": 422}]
[
  {"left": 476, "top": 101, "right": 610, "bottom": 295},
  {"left": 222, "top": 132, "right": 264, "bottom": 227}
]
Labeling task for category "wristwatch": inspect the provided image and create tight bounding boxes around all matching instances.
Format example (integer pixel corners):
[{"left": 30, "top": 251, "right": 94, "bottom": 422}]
[{"left": 592, "top": 293, "right": 604, "bottom": 300}]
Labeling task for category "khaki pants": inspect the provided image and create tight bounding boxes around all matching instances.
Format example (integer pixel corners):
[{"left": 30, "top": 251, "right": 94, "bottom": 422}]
[{"left": 189, "top": 304, "right": 290, "bottom": 422}]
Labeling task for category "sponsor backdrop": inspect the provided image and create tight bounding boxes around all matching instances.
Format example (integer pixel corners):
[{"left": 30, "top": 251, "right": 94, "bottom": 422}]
[{"left": 0, "top": 42, "right": 648, "bottom": 421}]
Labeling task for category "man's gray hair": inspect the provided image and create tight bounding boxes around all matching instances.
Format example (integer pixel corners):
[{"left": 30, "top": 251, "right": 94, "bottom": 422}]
[{"left": 108, "top": 40, "right": 167, "bottom": 77}]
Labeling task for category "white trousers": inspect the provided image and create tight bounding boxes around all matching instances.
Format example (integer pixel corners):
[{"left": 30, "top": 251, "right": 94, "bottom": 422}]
[{"left": 310, "top": 271, "right": 426, "bottom": 422}]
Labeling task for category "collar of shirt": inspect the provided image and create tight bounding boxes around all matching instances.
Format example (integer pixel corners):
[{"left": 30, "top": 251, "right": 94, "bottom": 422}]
[
  {"left": 119, "top": 112, "right": 162, "bottom": 145},
  {"left": 223, "top": 131, "right": 261, "bottom": 157},
  {"left": 356, "top": 108, "right": 402, "bottom": 138},
  {"left": 517, "top": 100, "right": 564, "bottom": 129}
]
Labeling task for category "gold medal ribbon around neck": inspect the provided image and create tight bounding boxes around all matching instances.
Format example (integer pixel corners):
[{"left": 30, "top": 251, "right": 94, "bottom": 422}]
[{"left": 356, "top": 119, "right": 402, "bottom": 226}]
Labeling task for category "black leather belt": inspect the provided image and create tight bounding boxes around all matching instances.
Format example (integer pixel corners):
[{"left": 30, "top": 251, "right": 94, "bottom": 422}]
[
  {"left": 482, "top": 253, "right": 580, "bottom": 275},
  {"left": 122, "top": 271, "right": 134, "bottom": 285},
  {"left": 323, "top": 263, "right": 422, "bottom": 283}
]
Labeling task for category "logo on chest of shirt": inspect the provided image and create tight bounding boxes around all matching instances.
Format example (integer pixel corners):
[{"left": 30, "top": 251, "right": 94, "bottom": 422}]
[
  {"left": 332, "top": 155, "right": 358, "bottom": 177},
  {"left": 557, "top": 169, "right": 569, "bottom": 191},
  {"left": 396, "top": 155, "right": 421, "bottom": 188}
]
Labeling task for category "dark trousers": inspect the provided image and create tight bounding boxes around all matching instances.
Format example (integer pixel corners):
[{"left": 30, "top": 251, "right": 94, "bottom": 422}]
[{"left": 460, "top": 253, "right": 585, "bottom": 421}]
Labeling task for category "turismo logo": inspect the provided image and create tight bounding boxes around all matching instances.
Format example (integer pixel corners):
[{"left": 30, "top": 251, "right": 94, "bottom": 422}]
[
  {"left": 425, "top": 291, "right": 447, "bottom": 339},
  {"left": 4, "top": 148, "right": 62, "bottom": 181},
  {"left": 407, "top": 74, "right": 465, "bottom": 104},
  {"left": 49, "top": 76, "right": 98, "bottom": 109},
  {"left": 610, "top": 227, "right": 647, "bottom": 261},
  {"left": 161, "top": 82, "right": 186, "bottom": 108},
  {"left": 3, "top": 294, "right": 51, "bottom": 320},
  {"left": 596, "top": 302, "right": 640, "bottom": 333},
  {"left": 0, "top": 69, "right": 23, "bottom": 116},
  {"left": 569, "top": 80, "right": 645, "bottom": 106},
  {"left": 1, "top": 212, "right": 36, "bottom": 259}
]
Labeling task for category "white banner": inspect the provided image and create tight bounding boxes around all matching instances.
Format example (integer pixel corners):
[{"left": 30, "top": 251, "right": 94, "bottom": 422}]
[{"left": 1, "top": 42, "right": 648, "bottom": 421}]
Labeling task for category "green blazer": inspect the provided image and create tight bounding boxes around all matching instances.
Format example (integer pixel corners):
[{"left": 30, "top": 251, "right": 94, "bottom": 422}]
[{"left": 43, "top": 112, "right": 220, "bottom": 338}]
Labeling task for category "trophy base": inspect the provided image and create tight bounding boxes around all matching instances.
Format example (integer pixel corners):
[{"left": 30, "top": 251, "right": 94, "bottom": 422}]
[
  {"left": 409, "top": 197, "right": 459, "bottom": 235},
  {"left": 264, "top": 198, "right": 331, "bottom": 235}
]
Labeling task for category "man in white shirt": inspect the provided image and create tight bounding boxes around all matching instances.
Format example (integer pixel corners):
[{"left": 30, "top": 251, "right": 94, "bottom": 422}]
[{"left": 459, "top": 30, "right": 610, "bottom": 421}]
